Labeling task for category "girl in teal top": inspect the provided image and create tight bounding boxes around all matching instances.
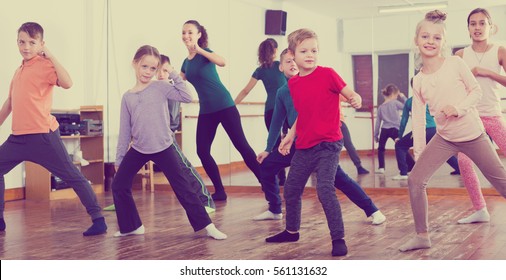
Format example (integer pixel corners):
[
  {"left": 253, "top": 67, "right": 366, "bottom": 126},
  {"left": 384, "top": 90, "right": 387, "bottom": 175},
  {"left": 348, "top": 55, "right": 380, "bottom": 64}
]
[
  {"left": 180, "top": 20, "right": 260, "bottom": 201},
  {"left": 234, "top": 38, "right": 287, "bottom": 129}
]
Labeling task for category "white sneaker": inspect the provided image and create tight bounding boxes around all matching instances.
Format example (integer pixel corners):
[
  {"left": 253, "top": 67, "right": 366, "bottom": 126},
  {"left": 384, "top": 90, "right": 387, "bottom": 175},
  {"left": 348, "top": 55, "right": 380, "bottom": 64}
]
[
  {"left": 113, "top": 225, "right": 145, "bottom": 237},
  {"left": 392, "top": 175, "right": 408, "bottom": 180},
  {"left": 371, "top": 210, "right": 386, "bottom": 225},
  {"left": 253, "top": 210, "right": 283, "bottom": 221},
  {"left": 375, "top": 168, "right": 385, "bottom": 174}
]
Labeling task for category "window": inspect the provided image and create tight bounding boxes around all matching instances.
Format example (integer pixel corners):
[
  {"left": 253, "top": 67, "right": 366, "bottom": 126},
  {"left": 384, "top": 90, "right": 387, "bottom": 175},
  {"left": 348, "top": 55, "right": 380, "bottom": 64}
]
[{"left": 352, "top": 55, "right": 373, "bottom": 112}]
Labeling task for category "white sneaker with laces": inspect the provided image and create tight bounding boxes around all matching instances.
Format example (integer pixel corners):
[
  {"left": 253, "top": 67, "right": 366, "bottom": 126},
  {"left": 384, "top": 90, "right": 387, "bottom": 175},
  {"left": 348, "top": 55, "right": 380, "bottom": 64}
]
[
  {"left": 392, "top": 175, "right": 408, "bottom": 180},
  {"left": 253, "top": 210, "right": 283, "bottom": 221},
  {"left": 371, "top": 210, "right": 386, "bottom": 225}
]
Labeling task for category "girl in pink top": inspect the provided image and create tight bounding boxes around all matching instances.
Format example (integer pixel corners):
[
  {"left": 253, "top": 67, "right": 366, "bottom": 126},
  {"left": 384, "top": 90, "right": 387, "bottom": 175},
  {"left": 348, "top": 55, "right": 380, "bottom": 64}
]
[
  {"left": 454, "top": 8, "right": 506, "bottom": 224},
  {"left": 399, "top": 10, "right": 506, "bottom": 252}
]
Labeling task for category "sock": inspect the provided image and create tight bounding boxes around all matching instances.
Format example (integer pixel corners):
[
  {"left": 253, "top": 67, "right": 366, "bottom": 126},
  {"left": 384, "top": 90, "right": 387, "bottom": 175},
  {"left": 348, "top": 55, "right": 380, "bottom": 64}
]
[
  {"left": 371, "top": 210, "right": 386, "bottom": 225},
  {"left": 457, "top": 208, "right": 490, "bottom": 224},
  {"left": 211, "top": 192, "right": 227, "bottom": 201},
  {"left": 113, "top": 225, "right": 145, "bottom": 237},
  {"left": 332, "top": 239, "right": 348, "bottom": 256},
  {"left": 266, "top": 230, "right": 299, "bottom": 243},
  {"left": 103, "top": 204, "right": 116, "bottom": 211},
  {"left": 0, "top": 218, "right": 5, "bottom": 231},
  {"left": 205, "top": 223, "right": 227, "bottom": 240},
  {"left": 253, "top": 210, "right": 283, "bottom": 221},
  {"left": 399, "top": 235, "right": 431, "bottom": 252},
  {"left": 83, "top": 217, "right": 107, "bottom": 236}
]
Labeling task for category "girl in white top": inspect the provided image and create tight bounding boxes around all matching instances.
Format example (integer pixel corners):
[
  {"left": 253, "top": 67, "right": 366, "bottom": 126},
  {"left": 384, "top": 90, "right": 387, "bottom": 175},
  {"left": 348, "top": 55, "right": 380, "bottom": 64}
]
[
  {"left": 399, "top": 10, "right": 506, "bottom": 252},
  {"left": 454, "top": 8, "right": 506, "bottom": 224}
]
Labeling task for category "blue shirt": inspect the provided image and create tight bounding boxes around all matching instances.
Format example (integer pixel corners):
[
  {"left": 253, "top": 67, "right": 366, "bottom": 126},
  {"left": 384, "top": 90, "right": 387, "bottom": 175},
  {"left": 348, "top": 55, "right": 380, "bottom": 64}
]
[
  {"left": 181, "top": 48, "right": 234, "bottom": 114},
  {"left": 265, "top": 83, "right": 299, "bottom": 152},
  {"left": 398, "top": 97, "right": 436, "bottom": 138},
  {"left": 252, "top": 61, "right": 287, "bottom": 112}
]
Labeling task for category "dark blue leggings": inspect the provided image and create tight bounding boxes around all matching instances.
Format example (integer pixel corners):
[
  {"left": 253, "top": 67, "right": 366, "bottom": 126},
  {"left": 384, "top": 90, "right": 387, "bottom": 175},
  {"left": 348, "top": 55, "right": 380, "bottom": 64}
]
[{"left": 197, "top": 106, "right": 260, "bottom": 193}]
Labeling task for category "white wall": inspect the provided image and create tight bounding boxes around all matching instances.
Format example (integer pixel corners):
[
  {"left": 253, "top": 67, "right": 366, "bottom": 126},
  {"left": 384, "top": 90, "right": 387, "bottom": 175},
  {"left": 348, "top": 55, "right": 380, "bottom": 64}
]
[{"left": 1, "top": 1, "right": 505, "bottom": 189}]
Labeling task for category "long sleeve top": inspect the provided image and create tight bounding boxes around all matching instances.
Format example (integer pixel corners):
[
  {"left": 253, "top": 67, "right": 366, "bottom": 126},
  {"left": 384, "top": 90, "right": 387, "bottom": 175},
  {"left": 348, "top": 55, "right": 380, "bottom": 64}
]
[
  {"left": 265, "top": 83, "right": 298, "bottom": 152},
  {"left": 374, "top": 98, "right": 405, "bottom": 139},
  {"left": 115, "top": 72, "right": 192, "bottom": 166},
  {"left": 412, "top": 56, "right": 484, "bottom": 159}
]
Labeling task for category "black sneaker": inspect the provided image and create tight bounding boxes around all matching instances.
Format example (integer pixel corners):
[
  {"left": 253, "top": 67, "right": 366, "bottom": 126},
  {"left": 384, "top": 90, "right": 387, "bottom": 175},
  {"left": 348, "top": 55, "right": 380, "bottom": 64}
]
[
  {"left": 450, "top": 170, "right": 460, "bottom": 175},
  {"left": 357, "top": 166, "right": 370, "bottom": 175}
]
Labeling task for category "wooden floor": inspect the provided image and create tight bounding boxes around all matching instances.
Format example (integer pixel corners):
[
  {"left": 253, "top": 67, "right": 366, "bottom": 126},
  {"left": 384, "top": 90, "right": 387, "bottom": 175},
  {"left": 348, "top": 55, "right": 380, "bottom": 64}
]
[
  {"left": 2, "top": 153, "right": 506, "bottom": 260},
  {"left": 1, "top": 190, "right": 506, "bottom": 260}
]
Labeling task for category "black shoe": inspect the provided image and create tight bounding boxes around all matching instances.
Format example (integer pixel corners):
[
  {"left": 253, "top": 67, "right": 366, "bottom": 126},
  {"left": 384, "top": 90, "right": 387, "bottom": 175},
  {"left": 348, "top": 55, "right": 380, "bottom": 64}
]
[
  {"left": 331, "top": 239, "right": 348, "bottom": 256},
  {"left": 266, "top": 230, "right": 299, "bottom": 243},
  {"left": 83, "top": 217, "right": 107, "bottom": 236},
  {"left": 450, "top": 170, "right": 460, "bottom": 175},
  {"left": 357, "top": 166, "right": 370, "bottom": 175},
  {"left": 212, "top": 192, "right": 227, "bottom": 201}
]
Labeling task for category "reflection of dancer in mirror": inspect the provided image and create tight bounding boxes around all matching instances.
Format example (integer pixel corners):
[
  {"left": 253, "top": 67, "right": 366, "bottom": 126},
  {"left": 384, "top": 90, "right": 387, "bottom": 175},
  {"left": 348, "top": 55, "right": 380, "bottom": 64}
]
[
  {"left": 180, "top": 20, "right": 260, "bottom": 201},
  {"left": 0, "top": 22, "right": 107, "bottom": 236},
  {"left": 234, "top": 38, "right": 288, "bottom": 185},
  {"left": 393, "top": 78, "right": 460, "bottom": 181},
  {"left": 255, "top": 49, "right": 385, "bottom": 225},
  {"left": 158, "top": 54, "right": 215, "bottom": 213},
  {"left": 265, "top": 28, "right": 363, "bottom": 257},
  {"left": 374, "top": 84, "right": 406, "bottom": 174},
  {"left": 339, "top": 96, "right": 370, "bottom": 175},
  {"left": 454, "top": 8, "right": 506, "bottom": 224},
  {"left": 112, "top": 45, "right": 226, "bottom": 239},
  {"left": 399, "top": 10, "right": 506, "bottom": 252}
]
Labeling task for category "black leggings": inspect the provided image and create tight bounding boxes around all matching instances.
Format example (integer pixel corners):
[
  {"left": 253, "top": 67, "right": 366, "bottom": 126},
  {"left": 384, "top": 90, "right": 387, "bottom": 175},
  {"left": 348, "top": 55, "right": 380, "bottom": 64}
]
[{"left": 197, "top": 106, "right": 260, "bottom": 193}]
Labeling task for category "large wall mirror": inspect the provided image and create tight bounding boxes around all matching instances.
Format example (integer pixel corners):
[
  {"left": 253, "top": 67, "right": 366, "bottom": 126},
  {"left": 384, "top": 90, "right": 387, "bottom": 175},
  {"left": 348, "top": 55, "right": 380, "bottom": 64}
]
[{"left": 0, "top": 0, "right": 505, "bottom": 192}]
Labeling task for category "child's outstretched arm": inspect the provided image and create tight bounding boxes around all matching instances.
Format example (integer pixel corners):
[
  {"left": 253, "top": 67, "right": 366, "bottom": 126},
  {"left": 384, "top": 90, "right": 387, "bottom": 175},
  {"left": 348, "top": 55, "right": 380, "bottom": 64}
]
[
  {"left": 340, "top": 86, "right": 362, "bottom": 109},
  {"left": 40, "top": 46, "right": 73, "bottom": 89},
  {"left": 0, "top": 97, "right": 12, "bottom": 126}
]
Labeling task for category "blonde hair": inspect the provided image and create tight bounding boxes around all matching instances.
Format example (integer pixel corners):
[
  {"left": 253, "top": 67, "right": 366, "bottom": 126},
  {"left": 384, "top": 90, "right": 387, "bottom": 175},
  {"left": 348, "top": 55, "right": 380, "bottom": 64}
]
[
  {"left": 414, "top": 10, "right": 449, "bottom": 70},
  {"left": 287, "top": 28, "right": 318, "bottom": 54}
]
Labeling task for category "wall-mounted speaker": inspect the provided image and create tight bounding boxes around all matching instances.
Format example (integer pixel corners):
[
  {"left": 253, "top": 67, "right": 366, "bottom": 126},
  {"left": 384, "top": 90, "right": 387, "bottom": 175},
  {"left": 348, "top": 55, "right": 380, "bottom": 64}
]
[{"left": 265, "top": 10, "right": 287, "bottom": 36}]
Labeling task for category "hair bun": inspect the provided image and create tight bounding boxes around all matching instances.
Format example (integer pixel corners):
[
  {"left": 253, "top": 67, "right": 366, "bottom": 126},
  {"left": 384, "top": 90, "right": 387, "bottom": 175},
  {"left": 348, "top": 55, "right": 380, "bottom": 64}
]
[{"left": 425, "top": 10, "right": 447, "bottom": 22}]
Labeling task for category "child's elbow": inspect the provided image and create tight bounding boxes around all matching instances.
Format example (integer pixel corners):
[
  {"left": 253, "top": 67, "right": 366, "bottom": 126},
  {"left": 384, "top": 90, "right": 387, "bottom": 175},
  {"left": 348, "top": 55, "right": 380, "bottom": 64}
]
[{"left": 59, "top": 80, "right": 73, "bottom": 89}]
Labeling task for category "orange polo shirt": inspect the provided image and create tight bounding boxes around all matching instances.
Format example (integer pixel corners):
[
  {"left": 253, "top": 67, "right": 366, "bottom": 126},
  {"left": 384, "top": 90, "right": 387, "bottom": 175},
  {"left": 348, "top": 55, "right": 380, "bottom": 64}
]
[{"left": 9, "top": 55, "right": 59, "bottom": 135}]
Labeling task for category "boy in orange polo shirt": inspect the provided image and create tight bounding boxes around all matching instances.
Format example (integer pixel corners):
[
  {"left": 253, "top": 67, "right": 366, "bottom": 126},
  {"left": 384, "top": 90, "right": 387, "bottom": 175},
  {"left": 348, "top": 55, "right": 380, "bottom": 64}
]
[{"left": 0, "top": 22, "right": 107, "bottom": 236}]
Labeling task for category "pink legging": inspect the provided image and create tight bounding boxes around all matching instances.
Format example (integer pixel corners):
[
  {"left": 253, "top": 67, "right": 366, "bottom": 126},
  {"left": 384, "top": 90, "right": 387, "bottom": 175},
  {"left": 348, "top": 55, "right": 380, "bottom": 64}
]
[{"left": 458, "top": 116, "right": 506, "bottom": 210}]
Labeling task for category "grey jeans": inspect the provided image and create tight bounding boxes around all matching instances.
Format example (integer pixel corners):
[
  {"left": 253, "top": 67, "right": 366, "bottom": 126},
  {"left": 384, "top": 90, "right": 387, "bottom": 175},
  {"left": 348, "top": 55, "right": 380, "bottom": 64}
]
[
  {"left": 284, "top": 140, "right": 345, "bottom": 241},
  {"left": 408, "top": 133, "right": 506, "bottom": 233}
]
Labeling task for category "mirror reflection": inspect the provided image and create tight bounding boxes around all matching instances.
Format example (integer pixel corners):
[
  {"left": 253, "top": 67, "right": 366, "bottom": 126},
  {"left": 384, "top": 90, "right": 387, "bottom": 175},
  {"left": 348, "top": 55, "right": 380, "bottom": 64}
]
[{"left": 0, "top": 0, "right": 505, "bottom": 199}]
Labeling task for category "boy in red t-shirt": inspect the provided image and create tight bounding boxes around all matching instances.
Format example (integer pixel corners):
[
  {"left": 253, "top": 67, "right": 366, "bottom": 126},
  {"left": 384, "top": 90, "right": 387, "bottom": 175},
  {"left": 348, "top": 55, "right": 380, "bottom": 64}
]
[
  {"left": 265, "top": 28, "right": 362, "bottom": 256},
  {"left": 0, "top": 22, "right": 107, "bottom": 236}
]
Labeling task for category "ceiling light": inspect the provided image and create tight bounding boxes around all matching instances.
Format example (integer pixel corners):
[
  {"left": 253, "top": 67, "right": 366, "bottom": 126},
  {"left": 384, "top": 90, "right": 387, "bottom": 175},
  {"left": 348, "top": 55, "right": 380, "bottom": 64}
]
[{"left": 378, "top": 2, "right": 448, "bottom": 14}]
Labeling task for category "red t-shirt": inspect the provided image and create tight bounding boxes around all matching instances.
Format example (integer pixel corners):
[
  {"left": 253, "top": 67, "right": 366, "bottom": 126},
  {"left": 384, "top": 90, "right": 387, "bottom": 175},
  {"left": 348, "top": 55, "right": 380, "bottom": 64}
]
[{"left": 288, "top": 66, "right": 346, "bottom": 149}]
